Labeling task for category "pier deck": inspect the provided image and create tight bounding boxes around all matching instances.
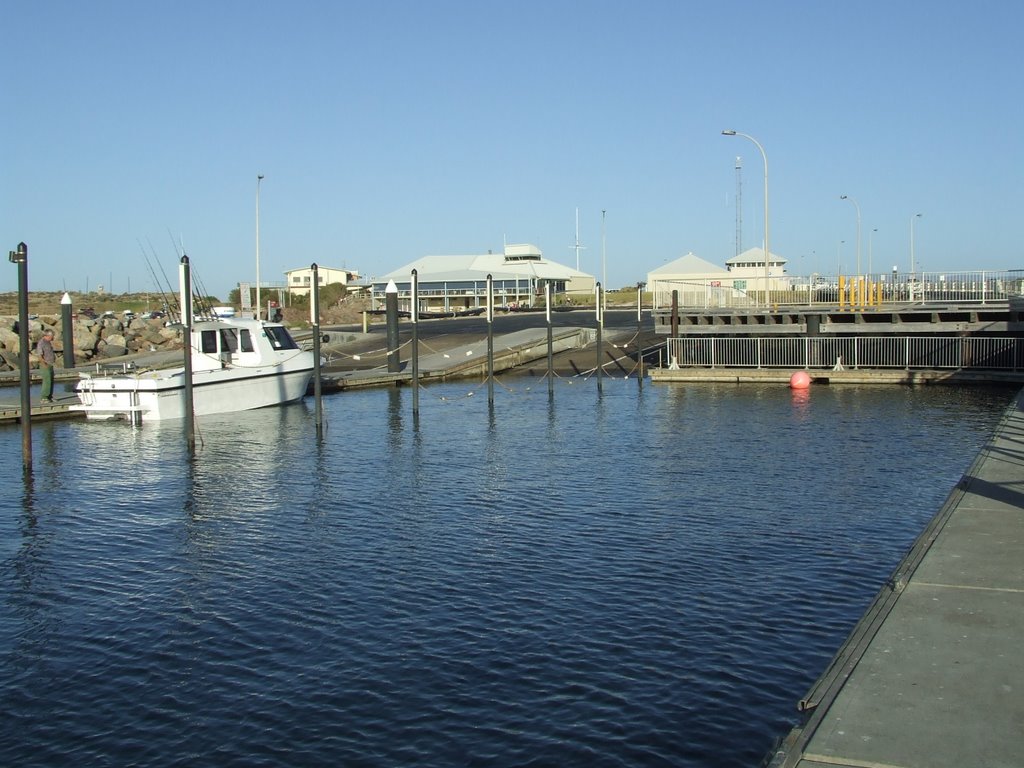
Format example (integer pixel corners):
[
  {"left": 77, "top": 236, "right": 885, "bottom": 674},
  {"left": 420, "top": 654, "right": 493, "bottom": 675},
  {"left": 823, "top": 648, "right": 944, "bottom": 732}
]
[{"left": 770, "top": 387, "right": 1024, "bottom": 767}]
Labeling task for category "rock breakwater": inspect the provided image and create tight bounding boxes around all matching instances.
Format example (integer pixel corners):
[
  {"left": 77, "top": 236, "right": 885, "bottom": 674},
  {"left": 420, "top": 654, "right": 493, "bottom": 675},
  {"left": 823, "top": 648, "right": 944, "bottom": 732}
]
[{"left": 0, "top": 314, "right": 184, "bottom": 372}]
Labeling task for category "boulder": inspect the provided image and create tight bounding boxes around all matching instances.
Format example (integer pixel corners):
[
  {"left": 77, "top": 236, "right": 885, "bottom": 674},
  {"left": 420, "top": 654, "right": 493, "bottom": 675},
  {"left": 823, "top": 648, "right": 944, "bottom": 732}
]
[
  {"left": 74, "top": 329, "right": 100, "bottom": 356},
  {"left": 100, "top": 317, "right": 124, "bottom": 333},
  {"left": 138, "top": 326, "right": 167, "bottom": 346},
  {"left": 0, "top": 326, "right": 19, "bottom": 353},
  {"left": 159, "top": 327, "right": 184, "bottom": 344},
  {"left": 103, "top": 332, "right": 128, "bottom": 348},
  {"left": 97, "top": 341, "right": 128, "bottom": 358}
]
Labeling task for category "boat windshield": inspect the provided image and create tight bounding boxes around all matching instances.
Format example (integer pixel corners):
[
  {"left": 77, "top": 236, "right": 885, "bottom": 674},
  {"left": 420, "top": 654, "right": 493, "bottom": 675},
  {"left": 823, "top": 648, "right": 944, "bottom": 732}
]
[{"left": 264, "top": 326, "right": 299, "bottom": 351}]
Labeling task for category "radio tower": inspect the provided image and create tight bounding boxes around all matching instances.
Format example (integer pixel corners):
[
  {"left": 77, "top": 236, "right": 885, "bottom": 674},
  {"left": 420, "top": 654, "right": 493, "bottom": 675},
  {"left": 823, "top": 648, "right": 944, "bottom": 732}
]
[{"left": 734, "top": 156, "right": 743, "bottom": 257}]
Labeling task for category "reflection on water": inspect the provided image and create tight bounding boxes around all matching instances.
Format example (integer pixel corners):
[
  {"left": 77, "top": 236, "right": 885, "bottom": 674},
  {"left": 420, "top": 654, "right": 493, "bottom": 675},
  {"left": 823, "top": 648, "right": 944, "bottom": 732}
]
[{"left": 0, "top": 382, "right": 1016, "bottom": 767}]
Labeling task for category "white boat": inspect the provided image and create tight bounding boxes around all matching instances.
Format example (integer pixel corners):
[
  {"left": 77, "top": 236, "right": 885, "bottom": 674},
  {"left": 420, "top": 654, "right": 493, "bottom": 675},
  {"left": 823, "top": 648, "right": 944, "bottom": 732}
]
[{"left": 72, "top": 317, "right": 315, "bottom": 421}]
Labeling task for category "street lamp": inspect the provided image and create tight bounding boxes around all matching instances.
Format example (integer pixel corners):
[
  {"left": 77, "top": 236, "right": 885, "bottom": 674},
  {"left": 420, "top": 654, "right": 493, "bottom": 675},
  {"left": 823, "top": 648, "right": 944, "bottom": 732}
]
[
  {"left": 840, "top": 195, "right": 861, "bottom": 276},
  {"left": 869, "top": 228, "right": 878, "bottom": 276},
  {"left": 722, "top": 130, "right": 769, "bottom": 307},
  {"left": 910, "top": 213, "right": 922, "bottom": 275},
  {"left": 910, "top": 213, "right": 922, "bottom": 303},
  {"left": 256, "top": 174, "right": 265, "bottom": 318}
]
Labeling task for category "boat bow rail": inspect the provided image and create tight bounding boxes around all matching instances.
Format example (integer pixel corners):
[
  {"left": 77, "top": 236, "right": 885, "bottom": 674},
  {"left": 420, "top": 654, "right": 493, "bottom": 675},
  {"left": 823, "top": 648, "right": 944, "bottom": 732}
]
[{"left": 82, "top": 360, "right": 141, "bottom": 377}]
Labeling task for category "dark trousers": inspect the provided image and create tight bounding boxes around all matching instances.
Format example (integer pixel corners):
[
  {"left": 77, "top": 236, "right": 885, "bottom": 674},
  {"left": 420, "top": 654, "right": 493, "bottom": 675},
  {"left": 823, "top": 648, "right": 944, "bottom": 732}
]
[{"left": 40, "top": 364, "right": 53, "bottom": 399}]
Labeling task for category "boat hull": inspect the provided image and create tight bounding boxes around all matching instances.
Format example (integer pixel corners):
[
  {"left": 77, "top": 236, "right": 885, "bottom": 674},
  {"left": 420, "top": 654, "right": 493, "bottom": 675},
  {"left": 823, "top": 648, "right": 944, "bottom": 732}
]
[{"left": 74, "top": 365, "right": 314, "bottom": 421}]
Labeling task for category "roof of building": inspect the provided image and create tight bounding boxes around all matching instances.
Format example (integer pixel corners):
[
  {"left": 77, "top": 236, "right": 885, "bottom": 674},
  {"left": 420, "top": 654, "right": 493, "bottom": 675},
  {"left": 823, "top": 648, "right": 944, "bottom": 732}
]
[
  {"left": 648, "top": 252, "right": 729, "bottom": 277},
  {"left": 725, "top": 246, "right": 787, "bottom": 266},
  {"left": 284, "top": 265, "right": 355, "bottom": 275},
  {"left": 377, "top": 245, "right": 591, "bottom": 283}
]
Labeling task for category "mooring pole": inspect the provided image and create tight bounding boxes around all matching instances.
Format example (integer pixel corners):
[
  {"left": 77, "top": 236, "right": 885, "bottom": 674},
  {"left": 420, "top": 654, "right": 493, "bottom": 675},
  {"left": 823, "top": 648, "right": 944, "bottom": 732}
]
[
  {"left": 486, "top": 273, "right": 494, "bottom": 405},
  {"left": 60, "top": 292, "right": 75, "bottom": 368},
  {"left": 596, "top": 282, "right": 604, "bottom": 394},
  {"left": 311, "top": 263, "right": 323, "bottom": 436},
  {"left": 385, "top": 280, "right": 400, "bottom": 373},
  {"left": 180, "top": 256, "right": 196, "bottom": 455},
  {"left": 10, "top": 242, "right": 31, "bottom": 475},
  {"left": 411, "top": 269, "right": 420, "bottom": 416},
  {"left": 671, "top": 289, "right": 679, "bottom": 339},
  {"left": 545, "top": 282, "right": 554, "bottom": 397},
  {"left": 637, "top": 281, "right": 646, "bottom": 390}
]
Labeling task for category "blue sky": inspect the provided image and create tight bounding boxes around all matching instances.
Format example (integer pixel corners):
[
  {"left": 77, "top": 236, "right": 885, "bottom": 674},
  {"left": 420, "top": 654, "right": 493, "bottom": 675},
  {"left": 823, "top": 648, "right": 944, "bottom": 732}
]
[{"left": 3, "top": 0, "right": 1022, "bottom": 299}]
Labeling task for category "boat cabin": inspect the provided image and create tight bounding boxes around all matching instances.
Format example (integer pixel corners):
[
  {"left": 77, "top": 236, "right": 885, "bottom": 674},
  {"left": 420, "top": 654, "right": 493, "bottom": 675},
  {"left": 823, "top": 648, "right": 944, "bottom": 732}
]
[{"left": 191, "top": 320, "right": 300, "bottom": 372}]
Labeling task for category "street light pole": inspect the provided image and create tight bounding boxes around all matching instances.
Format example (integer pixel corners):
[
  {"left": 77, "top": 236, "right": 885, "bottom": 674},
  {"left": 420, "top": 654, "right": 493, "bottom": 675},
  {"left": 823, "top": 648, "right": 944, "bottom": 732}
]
[
  {"left": 840, "top": 195, "right": 861, "bottom": 276},
  {"left": 869, "top": 228, "right": 877, "bottom": 276},
  {"left": 722, "top": 130, "right": 769, "bottom": 307},
  {"left": 256, "top": 174, "right": 264, "bottom": 319},
  {"left": 910, "top": 213, "right": 922, "bottom": 303},
  {"left": 910, "top": 213, "right": 922, "bottom": 275}
]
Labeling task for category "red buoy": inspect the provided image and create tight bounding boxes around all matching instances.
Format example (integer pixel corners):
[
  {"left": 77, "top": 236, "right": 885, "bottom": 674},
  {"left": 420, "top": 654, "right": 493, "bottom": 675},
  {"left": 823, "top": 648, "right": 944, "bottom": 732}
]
[{"left": 789, "top": 370, "right": 811, "bottom": 390}]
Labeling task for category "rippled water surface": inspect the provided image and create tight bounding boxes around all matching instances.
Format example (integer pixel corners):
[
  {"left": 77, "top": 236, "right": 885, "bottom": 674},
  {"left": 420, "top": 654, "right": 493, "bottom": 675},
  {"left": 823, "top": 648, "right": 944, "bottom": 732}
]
[{"left": 0, "top": 379, "right": 1015, "bottom": 766}]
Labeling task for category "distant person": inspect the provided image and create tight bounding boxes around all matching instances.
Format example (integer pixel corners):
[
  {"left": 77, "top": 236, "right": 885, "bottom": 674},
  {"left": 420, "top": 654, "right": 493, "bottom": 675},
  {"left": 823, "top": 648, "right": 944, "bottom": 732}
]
[{"left": 37, "top": 329, "right": 56, "bottom": 403}]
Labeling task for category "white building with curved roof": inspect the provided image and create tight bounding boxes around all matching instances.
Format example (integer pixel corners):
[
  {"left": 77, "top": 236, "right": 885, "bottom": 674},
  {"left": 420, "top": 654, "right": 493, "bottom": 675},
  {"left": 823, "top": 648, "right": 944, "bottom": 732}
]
[{"left": 372, "top": 244, "right": 595, "bottom": 312}]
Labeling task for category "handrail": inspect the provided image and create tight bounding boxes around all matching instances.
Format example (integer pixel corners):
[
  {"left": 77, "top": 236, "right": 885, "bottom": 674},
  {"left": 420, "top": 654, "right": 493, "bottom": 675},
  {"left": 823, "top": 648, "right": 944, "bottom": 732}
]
[{"left": 664, "top": 335, "right": 1023, "bottom": 372}]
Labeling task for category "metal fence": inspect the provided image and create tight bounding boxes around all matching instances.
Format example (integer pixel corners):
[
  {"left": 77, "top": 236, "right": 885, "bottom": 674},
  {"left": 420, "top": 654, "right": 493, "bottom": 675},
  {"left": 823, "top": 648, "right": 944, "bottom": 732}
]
[
  {"left": 664, "top": 336, "right": 1024, "bottom": 371},
  {"left": 651, "top": 270, "right": 1024, "bottom": 311}
]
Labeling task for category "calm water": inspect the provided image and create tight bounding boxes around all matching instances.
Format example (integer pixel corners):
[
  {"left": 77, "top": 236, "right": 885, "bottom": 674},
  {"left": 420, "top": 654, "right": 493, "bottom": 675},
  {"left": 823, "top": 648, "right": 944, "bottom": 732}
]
[{"left": 0, "top": 378, "right": 1015, "bottom": 767}]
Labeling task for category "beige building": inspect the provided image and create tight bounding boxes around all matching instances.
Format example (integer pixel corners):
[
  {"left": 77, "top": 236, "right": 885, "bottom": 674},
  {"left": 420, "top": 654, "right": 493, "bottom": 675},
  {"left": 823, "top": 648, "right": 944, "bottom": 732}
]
[
  {"left": 284, "top": 265, "right": 361, "bottom": 297},
  {"left": 647, "top": 247, "right": 789, "bottom": 310}
]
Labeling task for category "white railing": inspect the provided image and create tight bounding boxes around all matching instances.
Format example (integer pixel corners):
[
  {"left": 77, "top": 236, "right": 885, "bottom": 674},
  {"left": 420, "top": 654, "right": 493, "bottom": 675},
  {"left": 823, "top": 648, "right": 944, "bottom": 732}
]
[
  {"left": 651, "top": 270, "right": 1024, "bottom": 311},
  {"left": 664, "top": 336, "right": 1024, "bottom": 371}
]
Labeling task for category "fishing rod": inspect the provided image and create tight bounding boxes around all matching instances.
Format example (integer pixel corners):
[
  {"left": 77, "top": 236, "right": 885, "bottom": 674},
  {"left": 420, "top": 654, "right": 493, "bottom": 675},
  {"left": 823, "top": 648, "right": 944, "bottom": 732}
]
[
  {"left": 165, "top": 229, "right": 215, "bottom": 320},
  {"left": 146, "top": 237, "right": 183, "bottom": 323},
  {"left": 190, "top": 267, "right": 217, "bottom": 320},
  {"left": 138, "top": 239, "right": 178, "bottom": 322}
]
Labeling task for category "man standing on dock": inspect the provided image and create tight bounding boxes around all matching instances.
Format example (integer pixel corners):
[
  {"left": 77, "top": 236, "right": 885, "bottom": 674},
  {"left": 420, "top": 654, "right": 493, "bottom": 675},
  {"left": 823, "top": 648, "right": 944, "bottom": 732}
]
[{"left": 37, "top": 329, "right": 56, "bottom": 403}]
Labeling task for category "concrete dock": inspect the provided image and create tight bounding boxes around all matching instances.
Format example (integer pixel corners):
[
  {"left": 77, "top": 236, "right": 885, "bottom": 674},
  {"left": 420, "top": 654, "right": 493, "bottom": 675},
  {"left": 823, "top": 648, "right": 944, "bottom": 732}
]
[
  {"left": 650, "top": 367, "right": 1024, "bottom": 386},
  {"left": 0, "top": 392, "right": 84, "bottom": 423},
  {"left": 769, "top": 387, "right": 1024, "bottom": 767}
]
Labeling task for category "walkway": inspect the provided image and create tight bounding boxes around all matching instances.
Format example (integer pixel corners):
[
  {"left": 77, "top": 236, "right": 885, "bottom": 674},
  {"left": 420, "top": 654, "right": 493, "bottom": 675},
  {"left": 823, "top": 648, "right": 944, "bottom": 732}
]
[{"left": 769, "top": 387, "right": 1024, "bottom": 767}]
